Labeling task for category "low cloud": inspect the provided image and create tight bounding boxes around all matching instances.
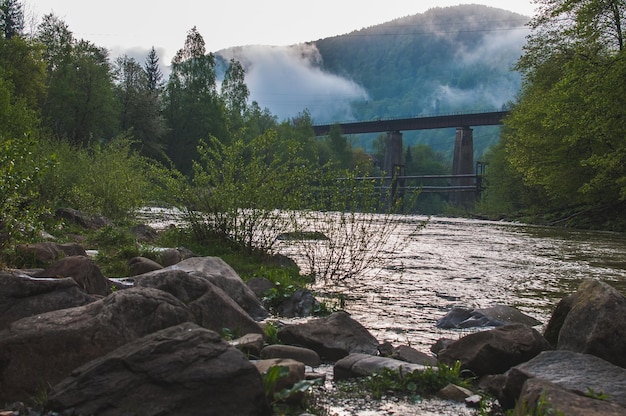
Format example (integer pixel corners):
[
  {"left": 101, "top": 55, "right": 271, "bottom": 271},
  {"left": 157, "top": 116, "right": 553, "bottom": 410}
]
[{"left": 218, "top": 43, "right": 369, "bottom": 122}]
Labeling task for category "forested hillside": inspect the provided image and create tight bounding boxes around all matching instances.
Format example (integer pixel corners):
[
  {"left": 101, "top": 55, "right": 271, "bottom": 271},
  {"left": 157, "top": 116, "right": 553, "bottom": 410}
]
[{"left": 218, "top": 5, "right": 529, "bottom": 157}]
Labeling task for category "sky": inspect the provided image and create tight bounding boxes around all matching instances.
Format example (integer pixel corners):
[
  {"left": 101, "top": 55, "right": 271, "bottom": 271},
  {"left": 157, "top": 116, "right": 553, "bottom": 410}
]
[{"left": 23, "top": 0, "right": 537, "bottom": 64}]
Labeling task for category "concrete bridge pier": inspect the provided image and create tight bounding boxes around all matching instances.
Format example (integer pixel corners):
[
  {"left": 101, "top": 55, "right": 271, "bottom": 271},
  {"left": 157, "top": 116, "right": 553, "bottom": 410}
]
[
  {"left": 451, "top": 126, "right": 474, "bottom": 207},
  {"left": 384, "top": 130, "right": 405, "bottom": 200}
]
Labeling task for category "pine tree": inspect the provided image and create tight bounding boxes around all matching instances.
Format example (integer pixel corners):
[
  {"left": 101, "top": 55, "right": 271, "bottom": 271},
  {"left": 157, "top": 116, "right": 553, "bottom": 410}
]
[
  {"left": 0, "top": 0, "right": 24, "bottom": 39},
  {"left": 145, "top": 46, "right": 162, "bottom": 91}
]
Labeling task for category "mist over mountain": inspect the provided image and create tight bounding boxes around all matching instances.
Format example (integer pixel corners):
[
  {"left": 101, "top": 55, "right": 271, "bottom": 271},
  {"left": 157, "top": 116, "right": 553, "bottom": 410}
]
[{"left": 216, "top": 4, "right": 530, "bottom": 156}]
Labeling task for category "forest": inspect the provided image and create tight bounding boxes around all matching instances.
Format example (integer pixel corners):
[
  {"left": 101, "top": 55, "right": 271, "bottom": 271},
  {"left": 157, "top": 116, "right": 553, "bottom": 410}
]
[{"left": 1, "top": 0, "right": 626, "bottom": 254}]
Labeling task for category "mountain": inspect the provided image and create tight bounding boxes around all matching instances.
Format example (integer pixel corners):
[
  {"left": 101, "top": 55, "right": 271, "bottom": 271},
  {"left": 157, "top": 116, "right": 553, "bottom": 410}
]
[{"left": 216, "top": 5, "right": 530, "bottom": 157}]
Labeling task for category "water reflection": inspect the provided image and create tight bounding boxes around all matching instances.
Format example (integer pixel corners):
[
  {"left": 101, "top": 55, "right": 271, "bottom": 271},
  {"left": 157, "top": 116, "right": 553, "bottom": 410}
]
[{"left": 280, "top": 215, "right": 626, "bottom": 351}]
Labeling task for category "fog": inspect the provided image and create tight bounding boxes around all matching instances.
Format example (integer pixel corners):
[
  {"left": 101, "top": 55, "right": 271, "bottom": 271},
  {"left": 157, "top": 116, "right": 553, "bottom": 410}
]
[{"left": 217, "top": 44, "right": 369, "bottom": 122}]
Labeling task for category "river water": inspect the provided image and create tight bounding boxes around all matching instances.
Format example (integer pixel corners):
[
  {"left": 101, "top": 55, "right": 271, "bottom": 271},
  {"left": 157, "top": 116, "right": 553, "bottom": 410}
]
[{"left": 275, "top": 215, "right": 626, "bottom": 415}]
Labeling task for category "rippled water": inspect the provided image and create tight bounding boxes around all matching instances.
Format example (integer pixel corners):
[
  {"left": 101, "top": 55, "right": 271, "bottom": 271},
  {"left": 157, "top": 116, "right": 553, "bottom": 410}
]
[
  {"left": 277, "top": 215, "right": 626, "bottom": 415},
  {"left": 294, "top": 215, "right": 626, "bottom": 350}
]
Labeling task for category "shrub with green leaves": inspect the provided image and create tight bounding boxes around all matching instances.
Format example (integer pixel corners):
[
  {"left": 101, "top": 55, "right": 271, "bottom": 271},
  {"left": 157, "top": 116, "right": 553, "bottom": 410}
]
[
  {"left": 0, "top": 134, "right": 51, "bottom": 248},
  {"left": 187, "top": 130, "right": 314, "bottom": 254},
  {"left": 38, "top": 134, "right": 184, "bottom": 221}
]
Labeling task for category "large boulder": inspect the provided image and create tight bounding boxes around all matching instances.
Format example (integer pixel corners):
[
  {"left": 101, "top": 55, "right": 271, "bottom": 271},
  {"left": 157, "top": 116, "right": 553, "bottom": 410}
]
[
  {"left": 277, "top": 311, "right": 379, "bottom": 361},
  {"left": 170, "top": 257, "right": 268, "bottom": 320},
  {"left": 48, "top": 323, "right": 270, "bottom": 416},
  {"left": 437, "top": 324, "right": 551, "bottom": 376},
  {"left": 15, "top": 242, "right": 87, "bottom": 265},
  {"left": 132, "top": 268, "right": 262, "bottom": 335},
  {"left": 497, "top": 350, "right": 626, "bottom": 409},
  {"left": 0, "top": 271, "right": 97, "bottom": 330},
  {"left": 437, "top": 305, "right": 541, "bottom": 329},
  {"left": 34, "top": 255, "right": 111, "bottom": 296},
  {"left": 514, "top": 378, "right": 626, "bottom": 416},
  {"left": 0, "top": 287, "right": 194, "bottom": 402},
  {"left": 544, "top": 279, "right": 626, "bottom": 368}
]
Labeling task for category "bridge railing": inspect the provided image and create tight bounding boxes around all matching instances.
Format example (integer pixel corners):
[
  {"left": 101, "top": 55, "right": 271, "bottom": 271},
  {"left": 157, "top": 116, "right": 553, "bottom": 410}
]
[{"left": 338, "top": 174, "right": 483, "bottom": 194}]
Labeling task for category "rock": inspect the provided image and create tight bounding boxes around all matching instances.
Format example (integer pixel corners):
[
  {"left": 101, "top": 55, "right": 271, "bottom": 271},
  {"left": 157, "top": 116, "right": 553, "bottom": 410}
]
[
  {"left": 15, "top": 242, "right": 87, "bottom": 265},
  {"left": 0, "top": 287, "right": 194, "bottom": 402},
  {"left": 544, "top": 279, "right": 626, "bottom": 368},
  {"left": 515, "top": 378, "right": 626, "bottom": 416},
  {"left": 0, "top": 270, "right": 97, "bottom": 330},
  {"left": 278, "top": 311, "right": 379, "bottom": 361},
  {"left": 392, "top": 345, "right": 438, "bottom": 366},
  {"left": 261, "top": 345, "right": 321, "bottom": 367},
  {"left": 170, "top": 257, "right": 269, "bottom": 320},
  {"left": 436, "top": 305, "right": 541, "bottom": 329},
  {"left": 158, "top": 247, "right": 196, "bottom": 267},
  {"left": 334, "top": 353, "right": 430, "bottom": 381},
  {"left": 127, "top": 256, "right": 163, "bottom": 276},
  {"left": 277, "top": 289, "right": 319, "bottom": 317},
  {"left": 431, "top": 337, "right": 455, "bottom": 355},
  {"left": 130, "top": 223, "right": 158, "bottom": 243},
  {"left": 132, "top": 268, "right": 263, "bottom": 336},
  {"left": 230, "top": 333, "right": 265, "bottom": 357},
  {"left": 436, "top": 383, "right": 474, "bottom": 402},
  {"left": 34, "top": 255, "right": 111, "bottom": 296},
  {"left": 437, "top": 324, "right": 551, "bottom": 376},
  {"left": 55, "top": 207, "right": 113, "bottom": 229},
  {"left": 253, "top": 358, "right": 305, "bottom": 399},
  {"left": 247, "top": 277, "right": 276, "bottom": 298},
  {"left": 48, "top": 323, "right": 270, "bottom": 416},
  {"left": 498, "top": 350, "right": 626, "bottom": 409}
]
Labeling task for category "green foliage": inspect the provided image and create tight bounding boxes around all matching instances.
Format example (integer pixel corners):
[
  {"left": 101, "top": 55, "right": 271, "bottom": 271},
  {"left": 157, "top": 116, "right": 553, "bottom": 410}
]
[
  {"left": 584, "top": 387, "right": 610, "bottom": 400},
  {"left": 263, "top": 321, "right": 280, "bottom": 345},
  {"left": 0, "top": 134, "right": 50, "bottom": 249},
  {"left": 344, "top": 362, "right": 466, "bottom": 403},
  {"left": 163, "top": 26, "right": 227, "bottom": 174},
  {"left": 187, "top": 130, "right": 314, "bottom": 254},
  {"left": 38, "top": 135, "right": 179, "bottom": 220}
]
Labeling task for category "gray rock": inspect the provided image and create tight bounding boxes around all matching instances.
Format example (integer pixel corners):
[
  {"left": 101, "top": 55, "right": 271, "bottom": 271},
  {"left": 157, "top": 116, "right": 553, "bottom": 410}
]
[
  {"left": 261, "top": 344, "right": 321, "bottom": 367},
  {"left": 34, "top": 255, "right": 111, "bottom": 296},
  {"left": 334, "top": 353, "right": 430, "bottom": 380},
  {"left": 48, "top": 323, "right": 270, "bottom": 416},
  {"left": 230, "top": 333, "right": 264, "bottom": 357},
  {"left": 55, "top": 207, "right": 113, "bottom": 229},
  {"left": 437, "top": 305, "right": 541, "bottom": 329},
  {"left": 545, "top": 279, "right": 626, "bottom": 368},
  {"left": 170, "top": 257, "right": 269, "bottom": 320},
  {"left": 438, "top": 324, "right": 551, "bottom": 376},
  {"left": 515, "top": 378, "right": 626, "bottom": 416},
  {"left": 499, "top": 350, "right": 626, "bottom": 409},
  {"left": 277, "top": 289, "right": 319, "bottom": 317},
  {"left": 15, "top": 242, "right": 87, "bottom": 265},
  {"left": 0, "top": 271, "right": 97, "bottom": 330},
  {"left": 0, "top": 287, "right": 194, "bottom": 402},
  {"left": 247, "top": 277, "right": 276, "bottom": 298},
  {"left": 127, "top": 256, "right": 163, "bottom": 276},
  {"left": 278, "top": 311, "right": 379, "bottom": 361},
  {"left": 252, "top": 358, "right": 305, "bottom": 398},
  {"left": 132, "top": 268, "right": 263, "bottom": 336},
  {"left": 393, "top": 345, "right": 438, "bottom": 366},
  {"left": 436, "top": 383, "right": 474, "bottom": 402}
]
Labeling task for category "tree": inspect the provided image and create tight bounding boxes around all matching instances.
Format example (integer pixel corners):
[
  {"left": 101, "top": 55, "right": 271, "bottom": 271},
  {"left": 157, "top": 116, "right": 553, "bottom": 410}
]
[
  {"left": 144, "top": 46, "right": 162, "bottom": 92},
  {"left": 163, "top": 26, "right": 227, "bottom": 174},
  {"left": 501, "top": 0, "right": 626, "bottom": 212},
  {"left": 114, "top": 54, "right": 166, "bottom": 158},
  {"left": 0, "top": 0, "right": 24, "bottom": 39},
  {"left": 221, "top": 58, "right": 249, "bottom": 133},
  {"left": 37, "top": 16, "right": 118, "bottom": 145}
]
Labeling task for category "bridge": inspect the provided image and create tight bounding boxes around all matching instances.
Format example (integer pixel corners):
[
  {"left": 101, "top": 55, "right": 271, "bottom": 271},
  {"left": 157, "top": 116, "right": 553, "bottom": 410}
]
[{"left": 312, "top": 110, "right": 509, "bottom": 206}]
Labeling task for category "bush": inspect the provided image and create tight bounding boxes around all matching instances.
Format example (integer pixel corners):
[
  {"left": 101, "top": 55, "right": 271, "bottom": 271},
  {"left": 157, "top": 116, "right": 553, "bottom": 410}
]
[
  {"left": 38, "top": 134, "right": 184, "bottom": 221},
  {"left": 0, "top": 134, "right": 51, "bottom": 249}
]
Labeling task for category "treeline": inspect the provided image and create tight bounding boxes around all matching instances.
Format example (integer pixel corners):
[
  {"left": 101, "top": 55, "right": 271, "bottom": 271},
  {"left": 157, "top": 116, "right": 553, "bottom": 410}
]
[
  {"left": 480, "top": 0, "right": 626, "bottom": 230},
  {"left": 3, "top": 0, "right": 438, "bottom": 250}
]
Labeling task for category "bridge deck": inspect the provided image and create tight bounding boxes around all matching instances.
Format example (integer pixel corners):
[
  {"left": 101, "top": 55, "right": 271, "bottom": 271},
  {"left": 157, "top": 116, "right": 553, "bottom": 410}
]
[{"left": 312, "top": 111, "right": 508, "bottom": 136}]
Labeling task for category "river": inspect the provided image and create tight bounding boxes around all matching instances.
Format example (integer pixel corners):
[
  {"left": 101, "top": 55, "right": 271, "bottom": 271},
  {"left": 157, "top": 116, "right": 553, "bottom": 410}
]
[{"left": 275, "top": 215, "right": 626, "bottom": 415}]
